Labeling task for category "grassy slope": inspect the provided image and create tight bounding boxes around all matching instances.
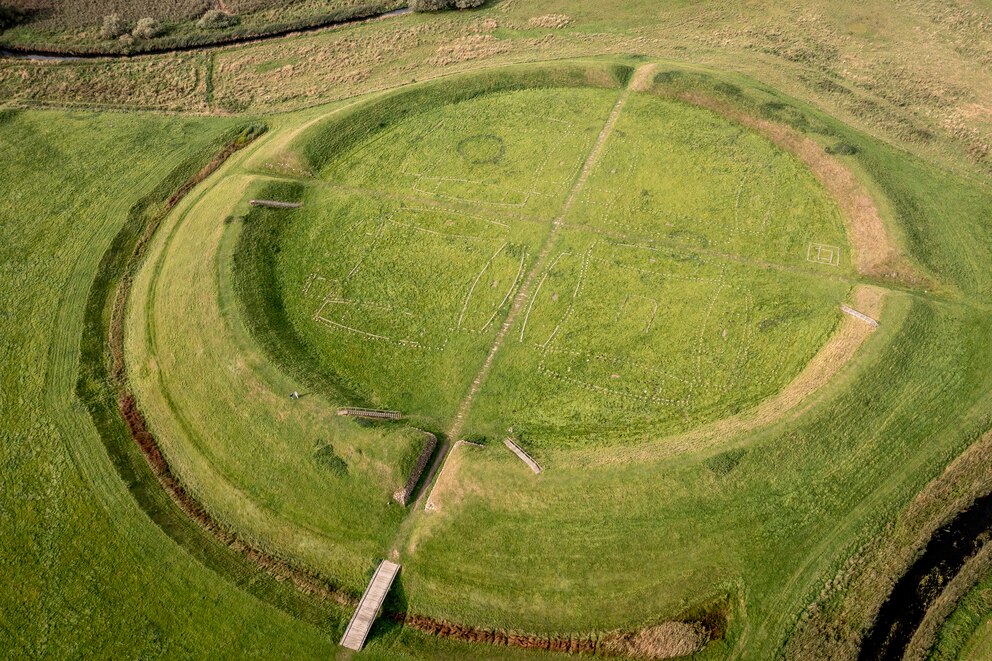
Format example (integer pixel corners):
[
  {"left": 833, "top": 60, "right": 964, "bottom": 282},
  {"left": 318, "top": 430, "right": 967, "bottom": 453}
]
[
  {"left": 931, "top": 571, "right": 992, "bottom": 660},
  {"left": 0, "top": 109, "right": 335, "bottom": 657},
  {"left": 126, "top": 163, "right": 416, "bottom": 593}
]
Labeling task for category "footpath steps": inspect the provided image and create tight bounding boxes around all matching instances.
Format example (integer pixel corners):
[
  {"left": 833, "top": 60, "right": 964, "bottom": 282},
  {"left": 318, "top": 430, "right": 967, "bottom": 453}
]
[{"left": 340, "top": 560, "right": 401, "bottom": 651}]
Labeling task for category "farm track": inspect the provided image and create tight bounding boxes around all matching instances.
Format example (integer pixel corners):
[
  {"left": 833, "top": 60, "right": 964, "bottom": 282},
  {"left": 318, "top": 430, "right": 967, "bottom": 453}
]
[{"left": 419, "top": 66, "right": 647, "bottom": 516}]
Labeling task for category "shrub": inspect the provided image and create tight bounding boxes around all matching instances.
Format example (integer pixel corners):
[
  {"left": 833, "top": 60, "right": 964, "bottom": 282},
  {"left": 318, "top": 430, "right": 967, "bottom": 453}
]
[
  {"left": 826, "top": 141, "right": 859, "bottom": 156},
  {"left": 411, "top": 0, "right": 484, "bottom": 11},
  {"left": 99, "top": 13, "right": 127, "bottom": 40},
  {"left": 197, "top": 9, "right": 238, "bottom": 29},
  {"left": 0, "top": 5, "right": 26, "bottom": 32},
  {"left": 132, "top": 17, "right": 162, "bottom": 39},
  {"left": 705, "top": 448, "right": 747, "bottom": 476}
]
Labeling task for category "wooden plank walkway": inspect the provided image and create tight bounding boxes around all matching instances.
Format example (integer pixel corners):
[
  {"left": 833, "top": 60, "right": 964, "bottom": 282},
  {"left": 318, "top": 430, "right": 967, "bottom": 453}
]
[
  {"left": 337, "top": 407, "right": 402, "bottom": 420},
  {"left": 504, "top": 438, "right": 542, "bottom": 474},
  {"left": 340, "top": 560, "right": 400, "bottom": 651},
  {"left": 841, "top": 304, "right": 879, "bottom": 327},
  {"left": 249, "top": 199, "right": 303, "bottom": 209}
]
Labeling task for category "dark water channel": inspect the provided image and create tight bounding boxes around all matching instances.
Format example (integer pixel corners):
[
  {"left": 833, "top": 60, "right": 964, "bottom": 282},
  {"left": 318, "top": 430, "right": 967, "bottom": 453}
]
[
  {"left": 859, "top": 490, "right": 992, "bottom": 660},
  {"left": 0, "top": 7, "right": 411, "bottom": 61}
]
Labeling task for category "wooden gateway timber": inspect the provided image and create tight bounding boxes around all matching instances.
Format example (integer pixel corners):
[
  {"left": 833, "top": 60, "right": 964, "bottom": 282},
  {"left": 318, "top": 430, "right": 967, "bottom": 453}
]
[
  {"left": 840, "top": 304, "right": 880, "bottom": 328},
  {"left": 249, "top": 199, "right": 303, "bottom": 209},
  {"left": 340, "top": 560, "right": 401, "bottom": 651},
  {"left": 337, "top": 407, "right": 403, "bottom": 420},
  {"left": 504, "top": 438, "right": 542, "bottom": 474},
  {"left": 393, "top": 432, "right": 438, "bottom": 506}
]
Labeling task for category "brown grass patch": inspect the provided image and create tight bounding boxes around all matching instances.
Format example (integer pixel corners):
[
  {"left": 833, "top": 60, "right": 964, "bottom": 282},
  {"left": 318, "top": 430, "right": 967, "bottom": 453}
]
[
  {"left": 528, "top": 14, "right": 572, "bottom": 30},
  {"left": 679, "top": 91, "right": 916, "bottom": 283},
  {"left": 630, "top": 63, "right": 658, "bottom": 92},
  {"left": 423, "top": 439, "right": 472, "bottom": 514},
  {"left": 428, "top": 34, "right": 512, "bottom": 67},
  {"left": 393, "top": 613, "right": 712, "bottom": 658},
  {"left": 601, "top": 621, "right": 710, "bottom": 658}
]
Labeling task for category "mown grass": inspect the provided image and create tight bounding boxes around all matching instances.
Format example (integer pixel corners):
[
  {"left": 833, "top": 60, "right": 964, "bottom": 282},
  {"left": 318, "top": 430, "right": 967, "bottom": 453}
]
[
  {"left": 215, "top": 64, "right": 992, "bottom": 656},
  {"left": 6, "top": 49, "right": 992, "bottom": 661},
  {"left": 0, "top": 109, "right": 337, "bottom": 658},
  {"left": 258, "top": 76, "right": 854, "bottom": 450},
  {"left": 271, "top": 85, "right": 620, "bottom": 423},
  {"left": 126, "top": 163, "right": 421, "bottom": 593}
]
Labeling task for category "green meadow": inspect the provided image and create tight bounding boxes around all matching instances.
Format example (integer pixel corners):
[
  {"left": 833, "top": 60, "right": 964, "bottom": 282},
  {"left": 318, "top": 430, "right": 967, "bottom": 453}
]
[{"left": 3, "top": 21, "right": 992, "bottom": 660}]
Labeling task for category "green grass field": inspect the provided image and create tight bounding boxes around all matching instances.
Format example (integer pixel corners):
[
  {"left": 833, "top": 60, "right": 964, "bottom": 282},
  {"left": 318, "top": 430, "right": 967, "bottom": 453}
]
[
  {"left": 4, "top": 4, "right": 992, "bottom": 660},
  {"left": 98, "top": 57, "right": 992, "bottom": 659},
  {"left": 0, "top": 108, "right": 340, "bottom": 658}
]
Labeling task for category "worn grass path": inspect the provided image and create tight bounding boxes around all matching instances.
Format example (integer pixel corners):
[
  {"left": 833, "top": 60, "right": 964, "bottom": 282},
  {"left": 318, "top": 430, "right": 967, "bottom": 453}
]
[{"left": 411, "top": 66, "right": 651, "bottom": 524}]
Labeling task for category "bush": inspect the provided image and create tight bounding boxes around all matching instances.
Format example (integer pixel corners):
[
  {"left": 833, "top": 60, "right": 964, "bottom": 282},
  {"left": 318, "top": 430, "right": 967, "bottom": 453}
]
[
  {"left": 0, "top": 5, "right": 26, "bottom": 32},
  {"left": 197, "top": 9, "right": 238, "bottom": 29},
  {"left": 99, "top": 13, "right": 127, "bottom": 40},
  {"left": 132, "top": 17, "right": 162, "bottom": 39},
  {"left": 411, "top": 0, "right": 484, "bottom": 11},
  {"left": 826, "top": 141, "right": 859, "bottom": 156}
]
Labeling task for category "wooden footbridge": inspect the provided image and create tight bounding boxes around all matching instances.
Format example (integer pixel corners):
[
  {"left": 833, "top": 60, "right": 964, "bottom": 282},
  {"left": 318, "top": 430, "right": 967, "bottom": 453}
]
[
  {"left": 340, "top": 560, "right": 401, "bottom": 651},
  {"left": 249, "top": 199, "right": 303, "bottom": 209},
  {"left": 504, "top": 438, "right": 542, "bottom": 474},
  {"left": 336, "top": 407, "right": 403, "bottom": 420},
  {"left": 840, "top": 304, "right": 879, "bottom": 327}
]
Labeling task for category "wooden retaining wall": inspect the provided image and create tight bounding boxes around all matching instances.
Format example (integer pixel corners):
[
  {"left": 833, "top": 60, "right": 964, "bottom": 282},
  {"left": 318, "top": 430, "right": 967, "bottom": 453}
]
[{"left": 393, "top": 432, "right": 438, "bottom": 506}]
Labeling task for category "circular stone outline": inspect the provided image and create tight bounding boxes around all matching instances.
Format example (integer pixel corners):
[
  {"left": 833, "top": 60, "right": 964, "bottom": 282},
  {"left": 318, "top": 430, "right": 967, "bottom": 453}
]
[{"left": 456, "top": 134, "right": 507, "bottom": 165}]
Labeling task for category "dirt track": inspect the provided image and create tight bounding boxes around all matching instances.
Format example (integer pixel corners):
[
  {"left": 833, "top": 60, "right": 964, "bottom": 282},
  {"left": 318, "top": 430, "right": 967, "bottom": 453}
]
[{"left": 423, "top": 64, "right": 648, "bottom": 514}]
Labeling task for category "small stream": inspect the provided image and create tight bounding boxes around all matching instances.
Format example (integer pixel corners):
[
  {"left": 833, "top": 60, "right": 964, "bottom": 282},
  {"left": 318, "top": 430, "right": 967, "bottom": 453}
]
[
  {"left": 0, "top": 7, "right": 411, "bottom": 62},
  {"left": 859, "top": 490, "right": 992, "bottom": 660}
]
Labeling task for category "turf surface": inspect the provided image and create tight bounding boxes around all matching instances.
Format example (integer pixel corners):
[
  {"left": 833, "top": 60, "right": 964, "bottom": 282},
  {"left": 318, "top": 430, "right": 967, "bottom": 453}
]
[{"left": 5, "top": 45, "right": 992, "bottom": 661}]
